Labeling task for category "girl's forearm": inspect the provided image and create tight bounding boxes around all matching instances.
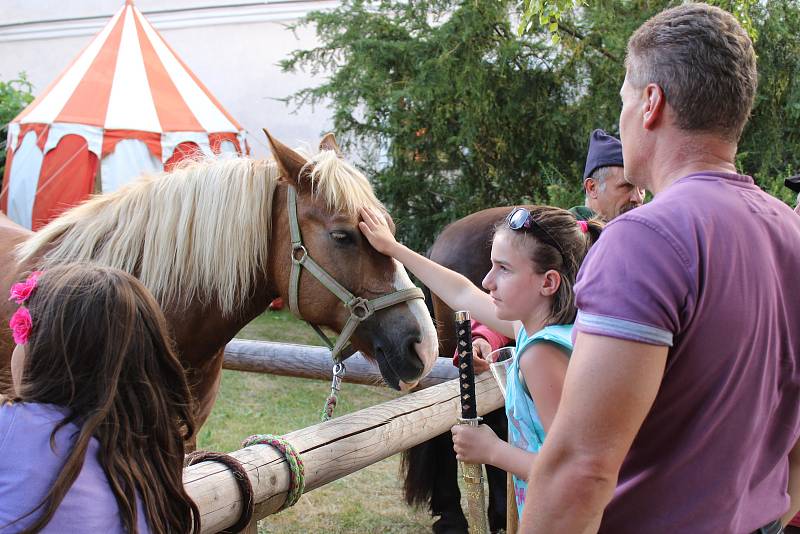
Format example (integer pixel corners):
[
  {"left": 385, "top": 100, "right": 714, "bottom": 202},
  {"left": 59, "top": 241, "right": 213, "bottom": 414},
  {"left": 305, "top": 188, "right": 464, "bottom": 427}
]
[
  {"left": 488, "top": 440, "right": 538, "bottom": 480},
  {"left": 387, "top": 243, "right": 515, "bottom": 338},
  {"left": 388, "top": 243, "right": 504, "bottom": 326}
]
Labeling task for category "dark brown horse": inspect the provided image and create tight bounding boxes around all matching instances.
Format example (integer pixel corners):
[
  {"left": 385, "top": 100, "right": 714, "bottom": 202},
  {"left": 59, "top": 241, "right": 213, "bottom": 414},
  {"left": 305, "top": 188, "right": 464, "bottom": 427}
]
[
  {"left": 407, "top": 206, "right": 512, "bottom": 534},
  {"left": 0, "top": 132, "right": 439, "bottom": 435}
]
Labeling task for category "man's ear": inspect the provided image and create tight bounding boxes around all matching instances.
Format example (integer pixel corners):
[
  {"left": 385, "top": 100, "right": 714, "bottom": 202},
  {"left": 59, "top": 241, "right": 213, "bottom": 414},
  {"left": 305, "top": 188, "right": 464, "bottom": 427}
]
[
  {"left": 642, "top": 83, "right": 666, "bottom": 130},
  {"left": 585, "top": 178, "right": 598, "bottom": 199},
  {"left": 264, "top": 129, "right": 311, "bottom": 191},
  {"left": 541, "top": 270, "right": 561, "bottom": 297}
]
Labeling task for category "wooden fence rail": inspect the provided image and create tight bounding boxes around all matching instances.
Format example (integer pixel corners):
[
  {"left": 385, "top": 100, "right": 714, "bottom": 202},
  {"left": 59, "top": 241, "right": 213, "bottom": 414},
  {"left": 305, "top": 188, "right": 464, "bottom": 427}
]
[
  {"left": 184, "top": 371, "right": 503, "bottom": 533},
  {"left": 223, "top": 338, "right": 458, "bottom": 389}
]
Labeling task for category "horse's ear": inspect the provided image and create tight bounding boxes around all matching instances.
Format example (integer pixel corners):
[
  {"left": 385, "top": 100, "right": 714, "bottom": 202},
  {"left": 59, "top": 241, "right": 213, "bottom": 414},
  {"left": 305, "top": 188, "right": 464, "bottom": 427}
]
[
  {"left": 319, "top": 132, "right": 342, "bottom": 157},
  {"left": 264, "top": 129, "right": 309, "bottom": 188}
]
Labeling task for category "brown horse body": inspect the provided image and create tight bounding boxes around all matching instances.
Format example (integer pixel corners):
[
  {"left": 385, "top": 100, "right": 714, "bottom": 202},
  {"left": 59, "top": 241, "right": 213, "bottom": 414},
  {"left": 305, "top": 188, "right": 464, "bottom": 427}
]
[
  {"left": 0, "top": 133, "right": 438, "bottom": 432},
  {"left": 428, "top": 207, "right": 511, "bottom": 357},
  {"left": 407, "top": 206, "right": 512, "bottom": 533}
]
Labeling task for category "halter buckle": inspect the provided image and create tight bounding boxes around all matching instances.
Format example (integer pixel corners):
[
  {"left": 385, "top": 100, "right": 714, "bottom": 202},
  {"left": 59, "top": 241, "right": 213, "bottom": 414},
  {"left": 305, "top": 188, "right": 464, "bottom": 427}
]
[
  {"left": 348, "top": 297, "right": 372, "bottom": 320},
  {"left": 291, "top": 244, "right": 308, "bottom": 264}
]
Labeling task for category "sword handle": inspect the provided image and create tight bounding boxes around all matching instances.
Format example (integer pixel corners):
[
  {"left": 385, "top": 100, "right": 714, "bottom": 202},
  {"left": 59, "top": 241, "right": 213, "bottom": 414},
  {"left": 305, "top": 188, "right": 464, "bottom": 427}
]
[
  {"left": 455, "top": 311, "right": 488, "bottom": 533},
  {"left": 456, "top": 310, "right": 478, "bottom": 419}
]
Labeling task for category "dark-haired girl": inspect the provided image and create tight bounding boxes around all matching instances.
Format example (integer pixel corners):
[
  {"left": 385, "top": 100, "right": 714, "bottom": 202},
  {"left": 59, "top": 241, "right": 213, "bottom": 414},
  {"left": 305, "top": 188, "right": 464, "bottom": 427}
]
[{"left": 0, "top": 264, "right": 199, "bottom": 533}]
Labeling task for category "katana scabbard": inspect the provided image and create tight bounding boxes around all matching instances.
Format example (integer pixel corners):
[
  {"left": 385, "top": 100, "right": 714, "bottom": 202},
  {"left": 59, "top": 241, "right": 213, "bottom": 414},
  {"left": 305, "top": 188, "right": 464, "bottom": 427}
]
[{"left": 455, "top": 310, "right": 488, "bottom": 534}]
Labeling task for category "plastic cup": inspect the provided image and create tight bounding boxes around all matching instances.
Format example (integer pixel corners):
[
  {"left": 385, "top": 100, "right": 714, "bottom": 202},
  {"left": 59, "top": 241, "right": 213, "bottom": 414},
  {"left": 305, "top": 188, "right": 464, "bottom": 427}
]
[{"left": 488, "top": 347, "right": 514, "bottom": 397}]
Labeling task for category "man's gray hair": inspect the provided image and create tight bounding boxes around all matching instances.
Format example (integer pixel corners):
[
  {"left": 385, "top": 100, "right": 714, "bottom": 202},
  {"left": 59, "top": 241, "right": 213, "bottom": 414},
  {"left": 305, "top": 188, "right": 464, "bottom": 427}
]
[{"left": 585, "top": 166, "right": 613, "bottom": 202}]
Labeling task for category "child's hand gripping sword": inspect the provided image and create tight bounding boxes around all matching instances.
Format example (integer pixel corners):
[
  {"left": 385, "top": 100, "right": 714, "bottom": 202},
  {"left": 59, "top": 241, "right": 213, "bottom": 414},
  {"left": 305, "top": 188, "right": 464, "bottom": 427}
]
[{"left": 455, "top": 310, "right": 488, "bottom": 534}]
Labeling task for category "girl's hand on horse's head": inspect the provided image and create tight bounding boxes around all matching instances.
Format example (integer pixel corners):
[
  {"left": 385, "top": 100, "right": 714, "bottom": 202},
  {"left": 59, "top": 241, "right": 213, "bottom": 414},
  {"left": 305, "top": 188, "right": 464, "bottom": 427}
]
[
  {"left": 451, "top": 423, "right": 499, "bottom": 465},
  {"left": 359, "top": 207, "right": 399, "bottom": 256}
]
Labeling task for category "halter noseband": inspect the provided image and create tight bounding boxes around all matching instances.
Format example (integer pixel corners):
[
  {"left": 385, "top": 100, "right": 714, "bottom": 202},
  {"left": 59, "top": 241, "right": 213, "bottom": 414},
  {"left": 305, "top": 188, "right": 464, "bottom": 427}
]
[{"left": 285, "top": 185, "right": 424, "bottom": 363}]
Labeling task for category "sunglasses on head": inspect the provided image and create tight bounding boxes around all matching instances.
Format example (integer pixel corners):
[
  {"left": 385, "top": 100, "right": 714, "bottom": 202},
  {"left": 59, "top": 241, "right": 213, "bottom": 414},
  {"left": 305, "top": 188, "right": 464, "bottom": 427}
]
[{"left": 505, "top": 207, "right": 565, "bottom": 258}]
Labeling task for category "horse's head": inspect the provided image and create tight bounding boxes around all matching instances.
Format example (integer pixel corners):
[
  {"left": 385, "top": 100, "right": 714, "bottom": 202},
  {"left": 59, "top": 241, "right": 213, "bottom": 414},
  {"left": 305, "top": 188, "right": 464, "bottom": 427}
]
[{"left": 265, "top": 131, "right": 438, "bottom": 390}]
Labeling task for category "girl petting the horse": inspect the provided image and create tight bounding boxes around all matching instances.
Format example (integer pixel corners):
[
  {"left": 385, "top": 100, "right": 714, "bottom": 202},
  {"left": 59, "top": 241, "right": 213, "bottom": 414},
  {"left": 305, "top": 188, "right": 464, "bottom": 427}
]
[
  {"left": 359, "top": 205, "right": 602, "bottom": 515},
  {"left": 0, "top": 264, "right": 199, "bottom": 533}
]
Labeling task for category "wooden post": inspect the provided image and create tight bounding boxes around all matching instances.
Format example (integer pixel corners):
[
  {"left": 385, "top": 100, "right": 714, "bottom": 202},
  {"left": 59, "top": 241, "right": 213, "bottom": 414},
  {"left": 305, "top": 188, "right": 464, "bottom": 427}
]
[
  {"left": 223, "top": 338, "right": 458, "bottom": 389},
  {"left": 239, "top": 520, "right": 258, "bottom": 534},
  {"left": 507, "top": 473, "right": 518, "bottom": 533},
  {"left": 184, "top": 372, "right": 503, "bottom": 533}
]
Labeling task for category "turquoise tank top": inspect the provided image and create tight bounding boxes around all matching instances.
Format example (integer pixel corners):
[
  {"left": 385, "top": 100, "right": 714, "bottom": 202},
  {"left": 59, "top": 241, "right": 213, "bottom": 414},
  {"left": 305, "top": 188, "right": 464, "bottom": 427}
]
[{"left": 506, "top": 323, "right": 573, "bottom": 517}]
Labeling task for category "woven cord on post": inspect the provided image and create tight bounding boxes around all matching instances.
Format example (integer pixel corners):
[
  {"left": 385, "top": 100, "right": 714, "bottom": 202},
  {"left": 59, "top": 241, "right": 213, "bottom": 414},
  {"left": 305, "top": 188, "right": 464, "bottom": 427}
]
[
  {"left": 241, "top": 434, "right": 305, "bottom": 510},
  {"left": 184, "top": 451, "right": 254, "bottom": 533}
]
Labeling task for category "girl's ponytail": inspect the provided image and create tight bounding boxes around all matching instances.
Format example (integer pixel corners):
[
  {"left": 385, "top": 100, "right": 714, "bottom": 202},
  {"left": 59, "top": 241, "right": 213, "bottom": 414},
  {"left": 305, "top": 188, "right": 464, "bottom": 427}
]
[{"left": 583, "top": 217, "right": 604, "bottom": 250}]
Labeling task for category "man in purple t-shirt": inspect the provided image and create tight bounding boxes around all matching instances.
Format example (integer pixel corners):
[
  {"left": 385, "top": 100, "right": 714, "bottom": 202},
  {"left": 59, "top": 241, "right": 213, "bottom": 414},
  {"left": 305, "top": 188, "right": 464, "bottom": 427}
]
[{"left": 520, "top": 4, "right": 800, "bottom": 534}]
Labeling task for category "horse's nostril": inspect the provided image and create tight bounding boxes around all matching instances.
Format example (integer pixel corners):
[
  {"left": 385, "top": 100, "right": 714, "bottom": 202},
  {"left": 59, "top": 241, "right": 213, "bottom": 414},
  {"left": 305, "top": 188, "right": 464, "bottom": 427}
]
[{"left": 406, "top": 340, "right": 424, "bottom": 374}]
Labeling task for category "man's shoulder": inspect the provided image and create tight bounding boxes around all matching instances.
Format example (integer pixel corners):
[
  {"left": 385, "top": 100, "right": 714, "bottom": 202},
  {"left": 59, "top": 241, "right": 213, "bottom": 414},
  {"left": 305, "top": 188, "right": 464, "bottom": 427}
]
[
  {"left": 606, "top": 173, "right": 740, "bottom": 236},
  {"left": 604, "top": 201, "right": 679, "bottom": 240},
  {"left": 595, "top": 201, "right": 693, "bottom": 270}
]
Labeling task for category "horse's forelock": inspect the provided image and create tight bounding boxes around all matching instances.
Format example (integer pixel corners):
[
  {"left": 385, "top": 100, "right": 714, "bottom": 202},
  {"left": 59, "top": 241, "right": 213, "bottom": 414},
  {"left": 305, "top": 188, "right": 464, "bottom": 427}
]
[{"left": 306, "top": 150, "right": 383, "bottom": 218}]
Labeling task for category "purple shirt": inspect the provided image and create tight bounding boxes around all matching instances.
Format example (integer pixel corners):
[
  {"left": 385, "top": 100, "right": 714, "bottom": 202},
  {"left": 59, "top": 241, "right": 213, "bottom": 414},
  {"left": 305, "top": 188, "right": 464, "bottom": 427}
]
[
  {"left": 574, "top": 172, "right": 800, "bottom": 533},
  {"left": 0, "top": 401, "right": 150, "bottom": 533}
]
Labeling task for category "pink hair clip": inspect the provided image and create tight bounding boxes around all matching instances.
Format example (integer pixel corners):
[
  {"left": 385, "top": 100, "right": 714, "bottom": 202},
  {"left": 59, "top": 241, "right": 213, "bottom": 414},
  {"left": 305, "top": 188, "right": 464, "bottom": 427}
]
[
  {"left": 8, "top": 271, "right": 42, "bottom": 345},
  {"left": 9, "top": 271, "right": 42, "bottom": 305},
  {"left": 9, "top": 307, "right": 32, "bottom": 345},
  {"left": 577, "top": 220, "right": 589, "bottom": 233}
]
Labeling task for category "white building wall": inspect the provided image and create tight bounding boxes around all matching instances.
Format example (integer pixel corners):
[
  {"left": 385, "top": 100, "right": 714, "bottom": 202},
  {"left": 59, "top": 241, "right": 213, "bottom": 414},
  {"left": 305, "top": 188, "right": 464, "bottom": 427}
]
[{"left": 0, "top": 1, "right": 338, "bottom": 158}]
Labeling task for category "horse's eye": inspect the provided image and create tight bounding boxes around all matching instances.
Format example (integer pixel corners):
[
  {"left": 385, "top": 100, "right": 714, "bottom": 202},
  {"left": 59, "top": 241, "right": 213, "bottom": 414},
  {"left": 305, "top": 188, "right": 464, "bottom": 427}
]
[{"left": 329, "top": 230, "right": 352, "bottom": 243}]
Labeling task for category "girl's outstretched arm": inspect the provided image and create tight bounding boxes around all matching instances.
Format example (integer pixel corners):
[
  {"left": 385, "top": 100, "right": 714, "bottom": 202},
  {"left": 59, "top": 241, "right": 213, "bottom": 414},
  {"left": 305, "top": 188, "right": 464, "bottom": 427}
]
[{"left": 359, "top": 207, "right": 515, "bottom": 338}]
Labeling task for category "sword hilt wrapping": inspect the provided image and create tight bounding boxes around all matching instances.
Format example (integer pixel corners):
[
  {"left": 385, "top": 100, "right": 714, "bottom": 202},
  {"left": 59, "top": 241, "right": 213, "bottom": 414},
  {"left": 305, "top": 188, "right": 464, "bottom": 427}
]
[{"left": 455, "top": 310, "right": 478, "bottom": 420}]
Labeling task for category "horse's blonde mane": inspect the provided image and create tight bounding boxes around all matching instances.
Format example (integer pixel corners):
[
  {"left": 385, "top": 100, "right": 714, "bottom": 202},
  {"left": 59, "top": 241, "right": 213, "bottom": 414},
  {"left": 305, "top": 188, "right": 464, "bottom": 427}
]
[
  {"left": 15, "top": 149, "right": 383, "bottom": 316},
  {"left": 17, "top": 157, "right": 277, "bottom": 315}
]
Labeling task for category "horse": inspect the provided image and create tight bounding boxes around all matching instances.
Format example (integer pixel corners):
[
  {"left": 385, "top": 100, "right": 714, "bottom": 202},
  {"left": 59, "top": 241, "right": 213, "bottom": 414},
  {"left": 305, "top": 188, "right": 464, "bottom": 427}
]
[
  {"left": 0, "top": 131, "right": 439, "bottom": 437},
  {"left": 405, "top": 206, "right": 513, "bottom": 534}
]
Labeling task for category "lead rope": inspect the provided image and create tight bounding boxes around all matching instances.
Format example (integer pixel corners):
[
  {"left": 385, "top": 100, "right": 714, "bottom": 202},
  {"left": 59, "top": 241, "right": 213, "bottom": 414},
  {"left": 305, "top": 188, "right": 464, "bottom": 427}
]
[{"left": 321, "top": 362, "right": 346, "bottom": 421}]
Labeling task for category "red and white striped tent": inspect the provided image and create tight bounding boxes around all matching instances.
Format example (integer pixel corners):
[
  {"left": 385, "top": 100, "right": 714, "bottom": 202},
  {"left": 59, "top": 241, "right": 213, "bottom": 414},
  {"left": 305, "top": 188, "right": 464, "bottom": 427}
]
[{"left": 1, "top": 0, "right": 246, "bottom": 230}]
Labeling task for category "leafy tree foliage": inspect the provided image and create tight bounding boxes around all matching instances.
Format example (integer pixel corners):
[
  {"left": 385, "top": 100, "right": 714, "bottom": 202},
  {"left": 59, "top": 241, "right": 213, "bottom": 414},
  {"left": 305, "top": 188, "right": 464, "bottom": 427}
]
[
  {"left": 283, "top": 1, "right": 800, "bottom": 250},
  {"left": 736, "top": 0, "right": 800, "bottom": 203},
  {"left": 0, "top": 73, "right": 34, "bottom": 180}
]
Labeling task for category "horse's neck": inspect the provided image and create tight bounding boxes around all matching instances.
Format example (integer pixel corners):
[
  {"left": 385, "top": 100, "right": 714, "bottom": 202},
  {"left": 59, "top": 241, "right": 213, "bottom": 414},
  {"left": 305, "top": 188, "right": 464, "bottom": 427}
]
[
  {"left": 165, "top": 282, "right": 275, "bottom": 368},
  {"left": 265, "top": 181, "right": 292, "bottom": 303},
  {"left": 169, "top": 183, "right": 289, "bottom": 364}
]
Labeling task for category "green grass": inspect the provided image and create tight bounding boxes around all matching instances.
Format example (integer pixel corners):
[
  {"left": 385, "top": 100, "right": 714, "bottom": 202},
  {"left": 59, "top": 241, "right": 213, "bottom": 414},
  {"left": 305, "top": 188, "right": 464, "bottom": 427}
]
[
  {"left": 196, "top": 309, "right": 433, "bottom": 533},
  {"left": 235, "top": 308, "right": 326, "bottom": 346}
]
